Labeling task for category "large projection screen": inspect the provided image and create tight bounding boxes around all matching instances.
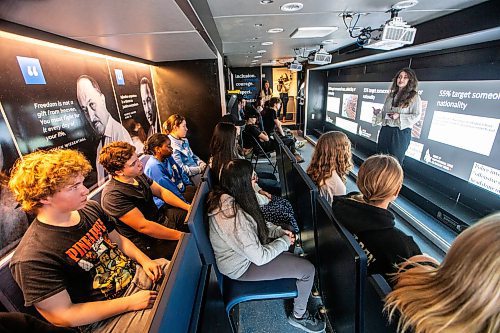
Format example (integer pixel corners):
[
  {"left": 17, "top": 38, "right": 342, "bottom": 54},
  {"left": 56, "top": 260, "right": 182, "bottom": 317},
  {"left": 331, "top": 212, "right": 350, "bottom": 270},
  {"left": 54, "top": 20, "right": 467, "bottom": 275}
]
[{"left": 326, "top": 81, "right": 500, "bottom": 196}]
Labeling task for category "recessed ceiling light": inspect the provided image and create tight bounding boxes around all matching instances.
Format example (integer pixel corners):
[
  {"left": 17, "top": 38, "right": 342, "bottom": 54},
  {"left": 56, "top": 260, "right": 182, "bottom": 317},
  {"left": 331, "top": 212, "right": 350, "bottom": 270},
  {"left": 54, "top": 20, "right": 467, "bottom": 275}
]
[
  {"left": 257, "top": 50, "right": 267, "bottom": 53},
  {"left": 280, "top": 2, "right": 303, "bottom": 12},
  {"left": 322, "top": 39, "right": 335, "bottom": 44},
  {"left": 261, "top": 41, "right": 274, "bottom": 46},
  {"left": 260, "top": 0, "right": 273, "bottom": 4},
  {"left": 290, "top": 26, "right": 338, "bottom": 38},
  {"left": 251, "top": 60, "right": 259, "bottom": 62},
  {"left": 267, "top": 28, "right": 284, "bottom": 33},
  {"left": 392, "top": 0, "right": 419, "bottom": 10},
  {"left": 254, "top": 23, "right": 263, "bottom": 27},
  {"left": 254, "top": 55, "right": 263, "bottom": 58}
]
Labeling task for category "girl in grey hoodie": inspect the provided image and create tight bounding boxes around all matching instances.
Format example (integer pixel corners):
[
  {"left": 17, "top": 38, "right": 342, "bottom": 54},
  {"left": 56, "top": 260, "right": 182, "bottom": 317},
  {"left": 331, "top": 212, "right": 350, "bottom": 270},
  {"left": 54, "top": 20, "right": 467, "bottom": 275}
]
[{"left": 207, "top": 159, "right": 325, "bottom": 332}]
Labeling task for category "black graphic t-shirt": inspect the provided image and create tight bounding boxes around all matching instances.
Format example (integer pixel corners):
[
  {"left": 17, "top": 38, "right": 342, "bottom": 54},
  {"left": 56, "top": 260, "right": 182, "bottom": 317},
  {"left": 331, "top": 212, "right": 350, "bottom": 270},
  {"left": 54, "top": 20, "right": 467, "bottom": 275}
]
[
  {"left": 10, "top": 200, "right": 136, "bottom": 306},
  {"left": 101, "top": 174, "right": 164, "bottom": 255},
  {"left": 261, "top": 107, "right": 277, "bottom": 135}
]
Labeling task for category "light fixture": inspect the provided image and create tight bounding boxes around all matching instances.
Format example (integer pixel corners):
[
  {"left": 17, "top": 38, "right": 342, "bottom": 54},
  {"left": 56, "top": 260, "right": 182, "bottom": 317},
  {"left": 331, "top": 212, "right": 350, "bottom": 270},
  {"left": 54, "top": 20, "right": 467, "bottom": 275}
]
[
  {"left": 392, "top": 0, "right": 418, "bottom": 10},
  {"left": 260, "top": 0, "right": 273, "bottom": 4},
  {"left": 252, "top": 37, "right": 260, "bottom": 40},
  {"left": 267, "top": 28, "right": 284, "bottom": 33},
  {"left": 322, "top": 39, "right": 335, "bottom": 44},
  {"left": 257, "top": 50, "right": 267, "bottom": 53},
  {"left": 280, "top": 2, "right": 303, "bottom": 12},
  {"left": 254, "top": 23, "right": 263, "bottom": 27},
  {"left": 290, "top": 26, "right": 338, "bottom": 38},
  {"left": 254, "top": 55, "right": 263, "bottom": 58},
  {"left": 261, "top": 41, "right": 274, "bottom": 46},
  {"left": 250, "top": 45, "right": 256, "bottom": 48}
]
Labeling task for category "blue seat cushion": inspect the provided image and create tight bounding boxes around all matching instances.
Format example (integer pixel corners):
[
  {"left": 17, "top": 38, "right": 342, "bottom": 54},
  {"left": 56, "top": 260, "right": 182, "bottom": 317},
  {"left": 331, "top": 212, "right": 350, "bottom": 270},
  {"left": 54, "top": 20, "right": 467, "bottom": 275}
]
[{"left": 222, "top": 277, "right": 298, "bottom": 314}]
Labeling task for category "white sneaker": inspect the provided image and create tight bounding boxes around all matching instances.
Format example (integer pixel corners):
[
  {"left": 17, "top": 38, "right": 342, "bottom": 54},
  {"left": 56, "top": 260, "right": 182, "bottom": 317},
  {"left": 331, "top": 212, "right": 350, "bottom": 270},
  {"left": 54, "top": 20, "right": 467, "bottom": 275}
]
[{"left": 295, "top": 140, "right": 306, "bottom": 149}]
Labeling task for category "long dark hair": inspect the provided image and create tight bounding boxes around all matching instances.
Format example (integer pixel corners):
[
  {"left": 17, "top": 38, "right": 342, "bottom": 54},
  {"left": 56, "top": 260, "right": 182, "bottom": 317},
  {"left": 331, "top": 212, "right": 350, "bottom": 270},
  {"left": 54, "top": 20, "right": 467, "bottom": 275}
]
[
  {"left": 209, "top": 122, "right": 238, "bottom": 185},
  {"left": 207, "top": 159, "right": 269, "bottom": 244},
  {"left": 389, "top": 68, "right": 418, "bottom": 107},
  {"left": 144, "top": 133, "right": 169, "bottom": 156}
]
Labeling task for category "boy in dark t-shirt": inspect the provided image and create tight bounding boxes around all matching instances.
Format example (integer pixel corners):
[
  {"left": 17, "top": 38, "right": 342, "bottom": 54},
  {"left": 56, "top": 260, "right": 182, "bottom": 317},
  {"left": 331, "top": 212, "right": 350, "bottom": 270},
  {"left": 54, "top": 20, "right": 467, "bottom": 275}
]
[
  {"left": 99, "top": 141, "right": 190, "bottom": 259},
  {"left": 242, "top": 108, "right": 274, "bottom": 152},
  {"left": 8, "top": 149, "right": 168, "bottom": 332}
]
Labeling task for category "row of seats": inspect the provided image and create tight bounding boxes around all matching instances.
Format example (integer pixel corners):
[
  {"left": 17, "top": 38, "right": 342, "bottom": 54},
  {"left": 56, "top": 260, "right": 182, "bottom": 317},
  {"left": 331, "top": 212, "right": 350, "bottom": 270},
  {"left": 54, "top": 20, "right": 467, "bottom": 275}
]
[{"left": 274, "top": 135, "right": 397, "bottom": 333}]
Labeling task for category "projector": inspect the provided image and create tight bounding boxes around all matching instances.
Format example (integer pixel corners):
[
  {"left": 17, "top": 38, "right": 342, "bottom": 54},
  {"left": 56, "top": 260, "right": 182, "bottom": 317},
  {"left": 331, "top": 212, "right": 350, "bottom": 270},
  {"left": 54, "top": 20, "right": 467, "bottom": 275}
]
[
  {"left": 308, "top": 45, "right": 332, "bottom": 65},
  {"left": 289, "top": 62, "right": 303, "bottom": 71},
  {"left": 364, "top": 16, "right": 416, "bottom": 50}
]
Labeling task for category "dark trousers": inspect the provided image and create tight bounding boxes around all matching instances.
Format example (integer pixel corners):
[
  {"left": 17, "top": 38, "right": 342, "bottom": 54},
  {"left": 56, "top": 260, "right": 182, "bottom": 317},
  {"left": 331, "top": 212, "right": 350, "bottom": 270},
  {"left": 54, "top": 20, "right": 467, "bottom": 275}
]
[
  {"left": 377, "top": 126, "right": 411, "bottom": 165},
  {"left": 279, "top": 93, "right": 289, "bottom": 118}
]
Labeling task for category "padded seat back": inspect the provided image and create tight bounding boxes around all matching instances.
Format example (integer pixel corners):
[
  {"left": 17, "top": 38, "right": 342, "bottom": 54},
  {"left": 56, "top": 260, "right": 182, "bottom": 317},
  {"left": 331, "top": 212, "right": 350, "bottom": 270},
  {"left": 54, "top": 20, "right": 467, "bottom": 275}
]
[
  {"left": 186, "top": 181, "right": 214, "bottom": 266},
  {"left": 147, "top": 234, "right": 221, "bottom": 333},
  {"left": 290, "top": 164, "right": 318, "bottom": 263},
  {"left": 364, "top": 274, "right": 397, "bottom": 333},
  {"left": 281, "top": 144, "right": 296, "bottom": 200},
  {"left": 316, "top": 196, "right": 367, "bottom": 333}
]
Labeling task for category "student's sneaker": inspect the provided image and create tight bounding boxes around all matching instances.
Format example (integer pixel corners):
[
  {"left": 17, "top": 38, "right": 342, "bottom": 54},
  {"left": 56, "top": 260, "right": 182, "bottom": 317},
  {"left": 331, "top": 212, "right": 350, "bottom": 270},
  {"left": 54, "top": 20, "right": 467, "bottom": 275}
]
[
  {"left": 288, "top": 311, "right": 326, "bottom": 332},
  {"left": 294, "top": 153, "right": 305, "bottom": 163},
  {"left": 295, "top": 140, "right": 306, "bottom": 149}
]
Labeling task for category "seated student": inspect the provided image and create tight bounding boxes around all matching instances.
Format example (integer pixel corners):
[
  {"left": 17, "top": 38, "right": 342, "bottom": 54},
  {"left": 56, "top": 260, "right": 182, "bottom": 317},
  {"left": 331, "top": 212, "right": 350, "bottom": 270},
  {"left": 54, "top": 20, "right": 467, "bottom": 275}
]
[
  {"left": 207, "top": 159, "right": 325, "bottom": 332},
  {"left": 163, "top": 114, "right": 206, "bottom": 186},
  {"left": 307, "top": 131, "right": 353, "bottom": 205},
  {"left": 260, "top": 97, "right": 304, "bottom": 162},
  {"left": 211, "top": 122, "right": 298, "bottom": 232},
  {"left": 8, "top": 149, "right": 168, "bottom": 332},
  {"left": 385, "top": 213, "right": 500, "bottom": 333},
  {"left": 331, "top": 154, "right": 421, "bottom": 281},
  {"left": 143, "top": 133, "right": 196, "bottom": 207},
  {"left": 242, "top": 108, "right": 275, "bottom": 154},
  {"left": 99, "top": 141, "right": 188, "bottom": 258}
]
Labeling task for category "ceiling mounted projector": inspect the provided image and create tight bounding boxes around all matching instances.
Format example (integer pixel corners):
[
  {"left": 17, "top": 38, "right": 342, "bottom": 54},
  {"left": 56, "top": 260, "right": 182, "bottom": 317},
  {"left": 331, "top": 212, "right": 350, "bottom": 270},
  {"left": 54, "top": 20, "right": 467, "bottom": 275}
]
[
  {"left": 288, "top": 59, "right": 303, "bottom": 71},
  {"left": 364, "top": 16, "right": 416, "bottom": 50},
  {"left": 308, "top": 45, "right": 332, "bottom": 65}
]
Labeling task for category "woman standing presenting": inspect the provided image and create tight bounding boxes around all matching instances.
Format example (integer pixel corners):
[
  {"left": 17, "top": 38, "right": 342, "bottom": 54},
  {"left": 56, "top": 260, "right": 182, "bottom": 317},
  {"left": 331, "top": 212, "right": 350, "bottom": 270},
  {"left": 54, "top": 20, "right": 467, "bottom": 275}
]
[
  {"left": 373, "top": 68, "right": 421, "bottom": 164},
  {"left": 260, "top": 80, "right": 273, "bottom": 104}
]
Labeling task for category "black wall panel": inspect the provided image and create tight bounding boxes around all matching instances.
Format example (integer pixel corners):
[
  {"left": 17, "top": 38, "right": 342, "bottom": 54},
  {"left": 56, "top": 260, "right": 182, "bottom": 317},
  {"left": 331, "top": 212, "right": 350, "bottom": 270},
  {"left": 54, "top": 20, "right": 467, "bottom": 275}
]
[{"left": 154, "top": 60, "right": 222, "bottom": 161}]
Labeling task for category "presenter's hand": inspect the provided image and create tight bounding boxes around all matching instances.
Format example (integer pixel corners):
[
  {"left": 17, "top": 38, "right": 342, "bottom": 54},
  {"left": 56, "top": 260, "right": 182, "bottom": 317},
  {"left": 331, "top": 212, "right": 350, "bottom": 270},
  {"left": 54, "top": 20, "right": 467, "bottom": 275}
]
[
  {"left": 390, "top": 113, "right": 400, "bottom": 120},
  {"left": 372, "top": 107, "right": 381, "bottom": 115}
]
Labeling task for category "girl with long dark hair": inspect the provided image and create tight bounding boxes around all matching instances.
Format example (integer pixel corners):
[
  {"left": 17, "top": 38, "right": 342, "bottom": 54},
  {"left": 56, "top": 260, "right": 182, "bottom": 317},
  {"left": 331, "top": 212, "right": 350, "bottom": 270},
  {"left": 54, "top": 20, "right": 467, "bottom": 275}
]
[
  {"left": 210, "top": 122, "right": 298, "bottom": 232},
  {"left": 207, "top": 159, "right": 325, "bottom": 332},
  {"left": 372, "top": 68, "right": 421, "bottom": 164}
]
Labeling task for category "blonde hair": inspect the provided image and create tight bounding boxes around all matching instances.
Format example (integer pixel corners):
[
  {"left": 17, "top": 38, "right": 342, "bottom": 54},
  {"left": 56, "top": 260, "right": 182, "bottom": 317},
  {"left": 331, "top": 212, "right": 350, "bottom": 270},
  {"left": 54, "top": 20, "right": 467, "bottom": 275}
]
[
  {"left": 307, "top": 131, "right": 353, "bottom": 185},
  {"left": 356, "top": 154, "right": 403, "bottom": 204},
  {"left": 385, "top": 213, "right": 500, "bottom": 333},
  {"left": 163, "top": 114, "right": 185, "bottom": 135},
  {"left": 8, "top": 149, "right": 92, "bottom": 213}
]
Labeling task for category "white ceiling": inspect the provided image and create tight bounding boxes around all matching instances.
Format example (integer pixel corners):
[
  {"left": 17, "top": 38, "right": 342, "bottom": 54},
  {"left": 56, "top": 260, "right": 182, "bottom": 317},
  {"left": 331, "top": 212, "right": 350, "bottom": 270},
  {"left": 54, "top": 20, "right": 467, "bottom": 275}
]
[
  {"left": 207, "top": 0, "right": 488, "bottom": 67},
  {"left": 0, "top": 0, "right": 491, "bottom": 66},
  {"left": 0, "top": 0, "right": 216, "bottom": 62}
]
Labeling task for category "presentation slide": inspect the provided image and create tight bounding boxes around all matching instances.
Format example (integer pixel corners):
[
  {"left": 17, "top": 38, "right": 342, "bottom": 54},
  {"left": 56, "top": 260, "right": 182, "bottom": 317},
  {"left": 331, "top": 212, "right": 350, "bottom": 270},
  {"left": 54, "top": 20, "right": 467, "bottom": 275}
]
[{"left": 326, "top": 80, "right": 500, "bottom": 196}]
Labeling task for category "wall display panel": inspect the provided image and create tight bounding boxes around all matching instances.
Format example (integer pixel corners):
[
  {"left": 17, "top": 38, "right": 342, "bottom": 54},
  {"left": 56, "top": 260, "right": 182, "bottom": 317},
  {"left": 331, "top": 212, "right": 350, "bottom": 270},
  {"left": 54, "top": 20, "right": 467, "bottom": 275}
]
[
  {"left": 326, "top": 81, "right": 500, "bottom": 196},
  {"left": 108, "top": 60, "right": 160, "bottom": 151},
  {"left": 0, "top": 34, "right": 159, "bottom": 190},
  {"left": 0, "top": 111, "right": 28, "bottom": 257},
  {"left": 231, "top": 67, "right": 261, "bottom": 102},
  {"left": 273, "top": 68, "right": 297, "bottom": 122}
]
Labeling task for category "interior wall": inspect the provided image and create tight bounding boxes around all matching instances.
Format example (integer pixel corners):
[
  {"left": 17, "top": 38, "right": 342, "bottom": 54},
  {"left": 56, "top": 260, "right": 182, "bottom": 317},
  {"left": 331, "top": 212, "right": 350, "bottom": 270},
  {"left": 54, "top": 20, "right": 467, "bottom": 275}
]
[
  {"left": 153, "top": 59, "right": 222, "bottom": 161},
  {"left": 305, "top": 70, "right": 327, "bottom": 136}
]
